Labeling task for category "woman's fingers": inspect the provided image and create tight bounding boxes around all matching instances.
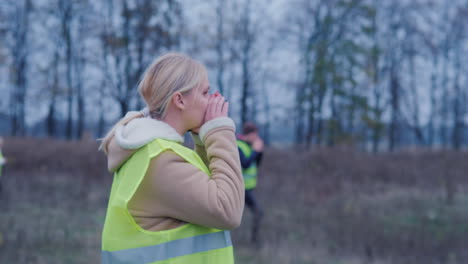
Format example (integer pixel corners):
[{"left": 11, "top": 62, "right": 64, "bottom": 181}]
[
  {"left": 206, "top": 94, "right": 228, "bottom": 121},
  {"left": 215, "top": 96, "right": 224, "bottom": 114},
  {"left": 206, "top": 94, "right": 218, "bottom": 121},
  {"left": 207, "top": 94, "right": 217, "bottom": 117},
  {"left": 222, "top": 101, "right": 229, "bottom": 115}
]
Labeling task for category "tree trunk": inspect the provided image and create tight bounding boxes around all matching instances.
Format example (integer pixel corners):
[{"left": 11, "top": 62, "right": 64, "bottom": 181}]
[
  {"left": 61, "top": 0, "right": 74, "bottom": 139},
  {"left": 216, "top": 0, "right": 225, "bottom": 95},
  {"left": 428, "top": 53, "right": 438, "bottom": 147},
  {"left": 10, "top": 0, "right": 32, "bottom": 136},
  {"left": 76, "top": 17, "right": 85, "bottom": 139},
  {"left": 389, "top": 63, "right": 400, "bottom": 151},
  {"left": 47, "top": 51, "right": 60, "bottom": 137},
  {"left": 240, "top": 0, "right": 252, "bottom": 126},
  {"left": 451, "top": 44, "right": 462, "bottom": 150}
]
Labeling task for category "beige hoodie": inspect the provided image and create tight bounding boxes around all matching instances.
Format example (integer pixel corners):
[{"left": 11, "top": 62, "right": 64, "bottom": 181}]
[{"left": 106, "top": 115, "right": 244, "bottom": 232}]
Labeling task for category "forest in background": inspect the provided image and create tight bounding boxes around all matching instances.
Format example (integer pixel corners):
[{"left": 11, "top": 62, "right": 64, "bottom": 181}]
[{"left": 1, "top": 0, "right": 468, "bottom": 151}]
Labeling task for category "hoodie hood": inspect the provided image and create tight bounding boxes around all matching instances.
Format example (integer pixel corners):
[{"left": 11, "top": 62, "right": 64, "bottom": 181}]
[{"left": 106, "top": 111, "right": 184, "bottom": 172}]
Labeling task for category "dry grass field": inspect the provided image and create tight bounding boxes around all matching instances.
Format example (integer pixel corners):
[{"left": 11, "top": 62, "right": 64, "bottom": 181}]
[{"left": 1, "top": 137, "right": 467, "bottom": 264}]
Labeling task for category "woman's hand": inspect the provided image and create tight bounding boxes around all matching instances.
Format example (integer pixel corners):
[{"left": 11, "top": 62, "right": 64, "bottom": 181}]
[
  {"left": 205, "top": 92, "right": 229, "bottom": 122},
  {"left": 191, "top": 92, "right": 228, "bottom": 134},
  {"left": 252, "top": 137, "right": 264, "bottom": 152}
]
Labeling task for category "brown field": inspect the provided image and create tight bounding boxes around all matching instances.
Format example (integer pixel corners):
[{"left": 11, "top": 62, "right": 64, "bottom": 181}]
[{"left": 1, "top": 137, "right": 468, "bottom": 264}]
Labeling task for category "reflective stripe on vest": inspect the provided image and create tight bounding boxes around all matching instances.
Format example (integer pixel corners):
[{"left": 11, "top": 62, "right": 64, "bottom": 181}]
[
  {"left": 102, "top": 230, "right": 232, "bottom": 264},
  {"left": 237, "top": 140, "right": 257, "bottom": 190},
  {"left": 101, "top": 139, "right": 234, "bottom": 264}
]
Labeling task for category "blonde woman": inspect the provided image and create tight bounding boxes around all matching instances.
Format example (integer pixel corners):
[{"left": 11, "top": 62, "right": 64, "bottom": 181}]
[{"left": 100, "top": 53, "right": 244, "bottom": 264}]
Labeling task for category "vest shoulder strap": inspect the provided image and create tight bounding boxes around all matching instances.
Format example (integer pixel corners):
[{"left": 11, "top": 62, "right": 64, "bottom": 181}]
[
  {"left": 237, "top": 140, "right": 252, "bottom": 157},
  {"left": 148, "top": 139, "right": 210, "bottom": 175}
]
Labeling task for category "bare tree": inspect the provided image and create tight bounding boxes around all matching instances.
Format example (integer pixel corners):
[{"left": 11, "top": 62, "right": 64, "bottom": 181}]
[
  {"left": 438, "top": 1, "right": 453, "bottom": 148},
  {"left": 46, "top": 51, "right": 60, "bottom": 137},
  {"left": 55, "top": 0, "right": 76, "bottom": 139},
  {"left": 101, "top": 0, "right": 182, "bottom": 119},
  {"left": 381, "top": 1, "right": 408, "bottom": 151},
  {"left": 74, "top": 12, "right": 88, "bottom": 139},
  {"left": 5, "top": 0, "right": 32, "bottom": 136},
  {"left": 215, "top": 0, "right": 226, "bottom": 95},
  {"left": 366, "top": 0, "right": 386, "bottom": 152},
  {"left": 238, "top": 0, "right": 253, "bottom": 126},
  {"left": 450, "top": 6, "right": 467, "bottom": 150},
  {"left": 400, "top": 6, "right": 429, "bottom": 146},
  {"left": 424, "top": 28, "right": 440, "bottom": 148},
  {"left": 288, "top": 0, "right": 374, "bottom": 147}
]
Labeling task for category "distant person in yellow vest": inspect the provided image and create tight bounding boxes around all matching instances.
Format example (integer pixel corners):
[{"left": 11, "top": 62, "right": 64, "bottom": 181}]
[
  {"left": 99, "top": 53, "right": 244, "bottom": 264},
  {"left": 0, "top": 137, "right": 5, "bottom": 192},
  {"left": 237, "top": 122, "right": 264, "bottom": 246}
]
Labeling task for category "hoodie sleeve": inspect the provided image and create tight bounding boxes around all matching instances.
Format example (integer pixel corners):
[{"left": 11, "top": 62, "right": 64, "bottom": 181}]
[
  {"left": 129, "top": 122, "right": 244, "bottom": 230},
  {"left": 107, "top": 136, "right": 136, "bottom": 172}
]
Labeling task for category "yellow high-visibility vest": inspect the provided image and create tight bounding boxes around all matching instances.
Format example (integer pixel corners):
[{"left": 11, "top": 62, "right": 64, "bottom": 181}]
[
  {"left": 237, "top": 140, "right": 258, "bottom": 190},
  {"left": 101, "top": 139, "right": 234, "bottom": 264}
]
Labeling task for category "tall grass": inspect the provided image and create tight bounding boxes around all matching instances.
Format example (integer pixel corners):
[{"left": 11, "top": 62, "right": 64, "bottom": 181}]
[{"left": 0, "top": 137, "right": 467, "bottom": 264}]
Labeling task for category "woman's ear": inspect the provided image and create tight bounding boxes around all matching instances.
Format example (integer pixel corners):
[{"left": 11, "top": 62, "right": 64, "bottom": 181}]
[{"left": 172, "top": 92, "right": 186, "bottom": 111}]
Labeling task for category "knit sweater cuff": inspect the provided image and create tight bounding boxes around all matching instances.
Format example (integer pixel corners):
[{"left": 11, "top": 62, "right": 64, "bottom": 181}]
[{"left": 199, "top": 117, "right": 236, "bottom": 144}]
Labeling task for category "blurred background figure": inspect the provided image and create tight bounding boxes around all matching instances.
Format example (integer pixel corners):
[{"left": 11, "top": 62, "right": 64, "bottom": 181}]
[{"left": 237, "top": 122, "right": 264, "bottom": 246}]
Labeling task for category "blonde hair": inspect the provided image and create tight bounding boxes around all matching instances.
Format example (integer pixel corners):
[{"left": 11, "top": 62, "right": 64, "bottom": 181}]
[{"left": 99, "top": 53, "right": 206, "bottom": 153}]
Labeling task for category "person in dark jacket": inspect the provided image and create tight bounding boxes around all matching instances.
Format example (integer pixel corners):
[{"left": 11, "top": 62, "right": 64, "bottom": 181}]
[{"left": 237, "top": 122, "right": 264, "bottom": 245}]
